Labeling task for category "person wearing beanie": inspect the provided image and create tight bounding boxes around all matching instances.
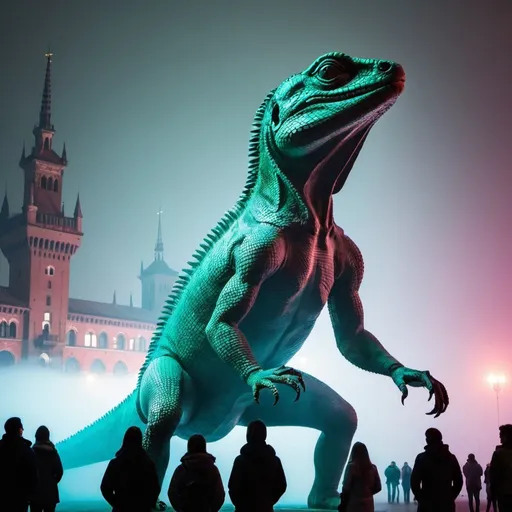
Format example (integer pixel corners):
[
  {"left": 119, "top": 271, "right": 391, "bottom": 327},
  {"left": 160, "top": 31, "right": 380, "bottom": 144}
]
[
  {"left": 31, "top": 425, "right": 64, "bottom": 512},
  {"left": 101, "top": 426, "right": 161, "bottom": 512},
  {"left": 228, "top": 420, "right": 287, "bottom": 512},
  {"left": 490, "top": 423, "right": 512, "bottom": 510},
  {"left": 0, "top": 416, "right": 38, "bottom": 512},
  {"left": 168, "top": 433, "right": 225, "bottom": 512},
  {"left": 462, "top": 453, "right": 483, "bottom": 512},
  {"left": 410, "top": 428, "right": 463, "bottom": 512}
]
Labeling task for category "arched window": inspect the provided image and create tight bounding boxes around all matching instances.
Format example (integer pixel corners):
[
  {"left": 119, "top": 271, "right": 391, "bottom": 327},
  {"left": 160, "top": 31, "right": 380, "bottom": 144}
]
[
  {"left": 84, "top": 332, "right": 97, "bottom": 348},
  {"left": 65, "top": 357, "right": 80, "bottom": 373},
  {"left": 65, "top": 243, "right": 70, "bottom": 254},
  {"left": 115, "top": 334, "right": 126, "bottom": 350},
  {"left": 98, "top": 332, "right": 108, "bottom": 349},
  {"left": 38, "top": 238, "right": 43, "bottom": 248},
  {"left": 44, "top": 138, "right": 50, "bottom": 150},
  {"left": 50, "top": 241, "right": 54, "bottom": 250},
  {"left": 41, "top": 176, "right": 47, "bottom": 189},
  {"left": 9, "top": 322, "right": 16, "bottom": 338},
  {"left": 0, "top": 321, "right": 7, "bottom": 338},
  {"left": 66, "top": 330, "right": 77, "bottom": 346},
  {"left": 45, "top": 266, "right": 55, "bottom": 276},
  {"left": 53, "top": 179, "right": 59, "bottom": 192},
  {"left": 90, "top": 359, "right": 106, "bottom": 374},
  {"left": 55, "top": 242, "right": 60, "bottom": 252},
  {"left": 34, "top": 237, "right": 39, "bottom": 247},
  {"left": 44, "top": 239, "right": 49, "bottom": 249},
  {"left": 137, "top": 336, "right": 147, "bottom": 352},
  {"left": 0, "top": 351, "right": 15, "bottom": 367},
  {"left": 47, "top": 177, "right": 53, "bottom": 191},
  {"left": 113, "top": 361, "right": 128, "bottom": 376}
]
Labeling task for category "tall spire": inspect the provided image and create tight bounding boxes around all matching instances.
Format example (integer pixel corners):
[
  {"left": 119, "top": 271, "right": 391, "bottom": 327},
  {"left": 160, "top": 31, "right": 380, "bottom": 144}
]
[
  {"left": 155, "top": 208, "right": 164, "bottom": 261},
  {"left": 39, "top": 50, "right": 53, "bottom": 130},
  {"left": 129, "top": 293, "right": 133, "bottom": 307},
  {"left": 112, "top": 290, "right": 117, "bottom": 305}
]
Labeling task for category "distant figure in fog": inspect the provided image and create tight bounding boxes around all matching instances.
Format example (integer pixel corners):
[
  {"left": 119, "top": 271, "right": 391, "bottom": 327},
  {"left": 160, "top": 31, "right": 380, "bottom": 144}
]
[
  {"left": 100, "top": 426, "right": 160, "bottom": 512},
  {"left": 228, "top": 420, "right": 287, "bottom": 512},
  {"left": 484, "top": 463, "right": 496, "bottom": 512},
  {"left": 490, "top": 424, "right": 512, "bottom": 511},
  {"left": 168, "top": 433, "right": 225, "bottom": 512},
  {"left": 30, "top": 426, "right": 63, "bottom": 512},
  {"left": 463, "top": 453, "right": 483, "bottom": 512},
  {"left": 339, "top": 442, "right": 381, "bottom": 512},
  {"left": 401, "top": 462, "right": 412, "bottom": 504},
  {"left": 384, "top": 461, "right": 400, "bottom": 503},
  {"left": 0, "top": 416, "right": 38, "bottom": 512},
  {"left": 410, "top": 428, "right": 463, "bottom": 512}
]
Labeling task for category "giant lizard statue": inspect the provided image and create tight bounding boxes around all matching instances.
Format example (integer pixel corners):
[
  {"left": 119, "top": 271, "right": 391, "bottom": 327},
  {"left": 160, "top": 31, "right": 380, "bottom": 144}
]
[{"left": 57, "top": 52, "right": 449, "bottom": 509}]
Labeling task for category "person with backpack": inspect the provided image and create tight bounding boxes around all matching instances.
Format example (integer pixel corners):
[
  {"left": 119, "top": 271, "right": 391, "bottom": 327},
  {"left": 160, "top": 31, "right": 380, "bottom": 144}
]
[
  {"left": 168, "top": 434, "right": 225, "bottom": 512},
  {"left": 30, "top": 425, "right": 64, "bottom": 512},
  {"left": 100, "top": 426, "right": 160, "bottom": 512}
]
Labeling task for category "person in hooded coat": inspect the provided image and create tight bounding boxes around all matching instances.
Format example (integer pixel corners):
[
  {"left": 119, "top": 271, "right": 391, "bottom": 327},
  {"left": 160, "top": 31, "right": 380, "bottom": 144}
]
[
  {"left": 490, "top": 423, "right": 512, "bottom": 511},
  {"left": 339, "top": 442, "right": 381, "bottom": 512},
  {"left": 167, "top": 434, "right": 225, "bottom": 512},
  {"left": 228, "top": 420, "right": 287, "bottom": 512},
  {"left": 100, "top": 426, "right": 160, "bottom": 512},
  {"left": 401, "top": 462, "right": 412, "bottom": 504},
  {"left": 463, "top": 453, "right": 483, "bottom": 512},
  {"left": 0, "top": 416, "right": 38, "bottom": 512},
  {"left": 410, "top": 428, "right": 463, "bottom": 512},
  {"left": 30, "top": 426, "right": 63, "bottom": 512}
]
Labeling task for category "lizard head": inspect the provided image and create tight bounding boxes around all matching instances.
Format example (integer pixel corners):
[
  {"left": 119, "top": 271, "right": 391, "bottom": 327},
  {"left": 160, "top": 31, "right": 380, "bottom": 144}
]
[{"left": 263, "top": 52, "right": 405, "bottom": 195}]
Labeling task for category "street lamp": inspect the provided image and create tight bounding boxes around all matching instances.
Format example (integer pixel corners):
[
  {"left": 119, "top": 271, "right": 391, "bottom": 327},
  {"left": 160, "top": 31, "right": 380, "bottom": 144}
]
[{"left": 487, "top": 373, "right": 506, "bottom": 427}]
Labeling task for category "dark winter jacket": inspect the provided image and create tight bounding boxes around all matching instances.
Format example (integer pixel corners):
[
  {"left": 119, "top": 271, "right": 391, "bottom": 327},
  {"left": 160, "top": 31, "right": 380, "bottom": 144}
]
[
  {"left": 100, "top": 446, "right": 160, "bottom": 512},
  {"left": 462, "top": 459, "right": 483, "bottom": 490},
  {"left": 490, "top": 443, "right": 512, "bottom": 498},
  {"left": 384, "top": 464, "right": 400, "bottom": 484},
  {"left": 32, "top": 440, "right": 63, "bottom": 505},
  {"left": 168, "top": 452, "right": 225, "bottom": 512},
  {"left": 228, "top": 442, "right": 287, "bottom": 512},
  {"left": 410, "top": 443, "right": 463, "bottom": 512},
  {"left": 401, "top": 465, "right": 412, "bottom": 488},
  {"left": 0, "top": 433, "right": 38, "bottom": 507}
]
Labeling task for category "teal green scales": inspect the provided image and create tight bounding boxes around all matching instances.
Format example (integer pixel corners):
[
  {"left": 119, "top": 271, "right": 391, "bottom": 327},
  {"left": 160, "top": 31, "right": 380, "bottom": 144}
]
[{"left": 57, "top": 52, "right": 449, "bottom": 510}]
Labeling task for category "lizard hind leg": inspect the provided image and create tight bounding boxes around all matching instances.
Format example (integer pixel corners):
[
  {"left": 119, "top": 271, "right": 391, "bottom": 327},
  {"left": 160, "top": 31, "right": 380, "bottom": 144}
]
[
  {"left": 238, "top": 371, "right": 357, "bottom": 510},
  {"left": 139, "top": 355, "right": 184, "bottom": 488}
]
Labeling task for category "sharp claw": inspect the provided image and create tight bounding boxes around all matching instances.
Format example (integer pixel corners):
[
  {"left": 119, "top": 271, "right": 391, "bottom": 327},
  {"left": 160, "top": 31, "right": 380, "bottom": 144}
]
[
  {"left": 401, "top": 393, "right": 407, "bottom": 405},
  {"left": 273, "top": 394, "right": 279, "bottom": 406},
  {"left": 428, "top": 389, "right": 434, "bottom": 401}
]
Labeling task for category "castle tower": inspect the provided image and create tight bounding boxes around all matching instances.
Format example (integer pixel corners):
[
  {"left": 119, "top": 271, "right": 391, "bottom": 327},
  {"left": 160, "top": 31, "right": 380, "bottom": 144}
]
[
  {"left": 0, "top": 52, "right": 82, "bottom": 361},
  {"left": 139, "top": 210, "right": 177, "bottom": 312}
]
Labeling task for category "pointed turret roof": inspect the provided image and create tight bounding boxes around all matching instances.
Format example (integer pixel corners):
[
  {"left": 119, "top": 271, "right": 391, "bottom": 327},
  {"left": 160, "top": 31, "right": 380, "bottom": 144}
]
[
  {"left": 74, "top": 194, "right": 83, "bottom": 218},
  {"left": 112, "top": 291, "right": 117, "bottom": 305},
  {"left": 129, "top": 293, "right": 133, "bottom": 307},
  {"left": 0, "top": 191, "right": 9, "bottom": 219},
  {"left": 39, "top": 50, "right": 53, "bottom": 131},
  {"left": 62, "top": 142, "right": 67, "bottom": 162},
  {"left": 155, "top": 208, "right": 164, "bottom": 261}
]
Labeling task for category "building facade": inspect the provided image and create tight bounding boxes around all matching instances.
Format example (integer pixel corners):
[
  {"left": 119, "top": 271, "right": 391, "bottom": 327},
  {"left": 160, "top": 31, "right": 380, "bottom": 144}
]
[{"left": 0, "top": 53, "right": 177, "bottom": 374}]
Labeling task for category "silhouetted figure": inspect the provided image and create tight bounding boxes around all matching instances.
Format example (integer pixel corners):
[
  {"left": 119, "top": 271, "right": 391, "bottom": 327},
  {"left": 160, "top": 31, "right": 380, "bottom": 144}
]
[
  {"left": 100, "top": 426, "right": 160, "bottom": 512},
  {"left": 168, "top": 434, "right": 225, "bottom": 512},
  {"left": 410, "top": 427, "right": 463, "bottom": 512},
  {"left": 0, "top": 417, "right": 38, "bottom": 512},
  {"left": 463, "top": 453, "right": 483, "bottom": 512},
  {"left": 490, "top": 423, "right": 512, "bottom": 511},
  {"left": 30, "top": 426, "right": 63, "bottom": 512},
  {"left": 339, "top": 442, "right": 381, "bottom": 512},
  {"left": 384, "top": 461, "right": 400, "bottom": 503},
  {"left": 401, "top": 462, "right": 412, "bottom": 504},
  {"left": 228, "top": 420, "right": 287, "bottom": 512},
  {"left": 484, "top": 463, "right": 497, "bottom": 512}
]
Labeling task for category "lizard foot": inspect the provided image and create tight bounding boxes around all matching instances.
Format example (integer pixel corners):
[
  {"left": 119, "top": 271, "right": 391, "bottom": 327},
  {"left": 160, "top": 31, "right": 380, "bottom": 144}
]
[
  {"left": 247, "top": 365, "right": 305, "bottom": 405},
  {"left": 307, "top": 488, "right": 341, "bottom": 510}
]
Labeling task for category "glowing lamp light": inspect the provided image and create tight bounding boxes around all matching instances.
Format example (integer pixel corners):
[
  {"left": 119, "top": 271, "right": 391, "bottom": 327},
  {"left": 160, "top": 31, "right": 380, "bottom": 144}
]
[
  {"left": 488, "top": 374, "right": 506, "bottom": 387},
  {"left": 85, "top": 373, "right": 97, "bottom": 385}
]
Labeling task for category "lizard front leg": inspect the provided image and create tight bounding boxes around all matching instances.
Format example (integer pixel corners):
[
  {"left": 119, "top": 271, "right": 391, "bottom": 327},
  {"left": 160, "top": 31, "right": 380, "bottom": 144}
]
[
  {"left": 328, "top": 234, "right": 449, "bottom": 416},
  {"left": 205, "top": 226, "right": 305, "bottom": 404}
]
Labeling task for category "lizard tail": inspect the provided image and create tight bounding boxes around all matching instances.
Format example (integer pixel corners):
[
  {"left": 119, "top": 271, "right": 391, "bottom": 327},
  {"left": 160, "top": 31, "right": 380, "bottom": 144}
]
[{"left": 56, "top": 390, "right": 145, "bottom": 469}]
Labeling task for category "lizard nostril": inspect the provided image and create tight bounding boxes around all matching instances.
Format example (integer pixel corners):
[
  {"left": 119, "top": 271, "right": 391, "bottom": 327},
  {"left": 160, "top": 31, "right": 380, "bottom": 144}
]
[{"left": 378, "top": 61, "right": 392, "bottom": 73}]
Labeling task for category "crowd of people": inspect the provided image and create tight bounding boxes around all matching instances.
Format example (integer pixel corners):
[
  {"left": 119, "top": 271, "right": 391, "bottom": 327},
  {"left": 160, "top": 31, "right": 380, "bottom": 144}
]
[{"left": 0, "top": 414, "right": 511, "bottom": 512}]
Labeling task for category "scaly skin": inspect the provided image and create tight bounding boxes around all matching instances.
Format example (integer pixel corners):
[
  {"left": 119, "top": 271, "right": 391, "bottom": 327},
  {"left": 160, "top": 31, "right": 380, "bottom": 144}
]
[{"left": 57, "top": 52, "right": 449, "bottom": 510}]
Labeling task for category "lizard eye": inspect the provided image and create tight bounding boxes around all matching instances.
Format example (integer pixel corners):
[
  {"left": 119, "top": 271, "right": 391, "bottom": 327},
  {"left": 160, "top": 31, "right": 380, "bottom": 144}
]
[{"left": 316, "top": 61, "right": 347, "bottom": 83}]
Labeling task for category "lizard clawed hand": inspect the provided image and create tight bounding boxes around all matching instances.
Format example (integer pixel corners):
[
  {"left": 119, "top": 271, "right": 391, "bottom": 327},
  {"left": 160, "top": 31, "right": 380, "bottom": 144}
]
[
  {"left": 247, "top": 365, "right": 306, "bottom": 405},
  {"left": 391, "top": 367, "right": 449, "bottom": 418}
]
